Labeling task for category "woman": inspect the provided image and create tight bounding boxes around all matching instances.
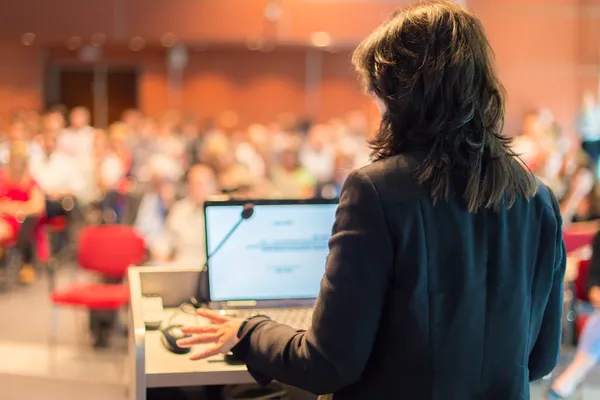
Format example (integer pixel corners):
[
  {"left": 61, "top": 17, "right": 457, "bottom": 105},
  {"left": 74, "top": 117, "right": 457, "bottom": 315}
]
[
  {"left": 178, "top": 2, "right": 565, "bottom": 399},
  {"left": 0, "top": 141, "right": 45, "bottom": 283},
  {"left": 549, "top": 231, "right": 600, "bottom": 398}
]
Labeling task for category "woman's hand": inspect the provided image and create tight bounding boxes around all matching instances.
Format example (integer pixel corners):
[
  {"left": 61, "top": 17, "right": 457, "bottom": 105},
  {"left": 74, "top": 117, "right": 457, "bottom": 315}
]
[{"left": 177, "top": 309, "right": 243, "bottom": 361}]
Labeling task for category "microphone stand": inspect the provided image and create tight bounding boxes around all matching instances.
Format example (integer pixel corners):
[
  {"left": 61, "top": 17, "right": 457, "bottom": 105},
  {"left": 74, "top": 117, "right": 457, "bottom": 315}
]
[
  {"left": 201, "top": 218, "right": 244, "bottom": 272},
  {"left": 166, "top": 203, "right": 255, "bottom": 322},
  {"left": 200, "top": 203, "right": 254, "bottom": 272}
]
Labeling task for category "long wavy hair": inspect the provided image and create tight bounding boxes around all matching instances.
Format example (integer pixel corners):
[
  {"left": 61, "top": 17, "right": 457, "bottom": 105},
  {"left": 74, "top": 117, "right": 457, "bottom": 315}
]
[{"left": 352, "top": 0, "right": 537, "bottom": 212}]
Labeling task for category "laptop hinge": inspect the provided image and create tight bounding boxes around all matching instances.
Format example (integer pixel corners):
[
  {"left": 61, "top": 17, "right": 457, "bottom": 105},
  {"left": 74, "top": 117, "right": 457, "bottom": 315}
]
[{"left": 224, "top": 300, "right": 257, "bottom": 308}]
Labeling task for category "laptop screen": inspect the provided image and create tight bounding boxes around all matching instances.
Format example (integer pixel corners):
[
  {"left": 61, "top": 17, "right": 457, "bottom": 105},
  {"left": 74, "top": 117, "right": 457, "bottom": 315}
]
[{"left": 204, "top": 200, "right": 338, "bottom": 302}]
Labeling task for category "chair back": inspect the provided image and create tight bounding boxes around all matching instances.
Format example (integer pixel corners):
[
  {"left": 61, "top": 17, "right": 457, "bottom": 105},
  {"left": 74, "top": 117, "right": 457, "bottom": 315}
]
[
  {"left": 77, "top": 225, "right": 146, "bottom": 278},
  {"left": 563, "top": 231, "right": 595, "bottom": 253},
  {"left": 575, "top": 259, "right": 592, "bottom": 302}
]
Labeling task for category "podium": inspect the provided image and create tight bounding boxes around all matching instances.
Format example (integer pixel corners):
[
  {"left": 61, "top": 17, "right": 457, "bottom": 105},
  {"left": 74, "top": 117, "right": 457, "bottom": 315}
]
[{"left": 128, "top": 266, "right": 255, "bottom": 400}]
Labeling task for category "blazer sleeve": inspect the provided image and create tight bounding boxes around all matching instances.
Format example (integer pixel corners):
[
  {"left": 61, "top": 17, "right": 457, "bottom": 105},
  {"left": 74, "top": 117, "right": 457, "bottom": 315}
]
[
  {"left": 230, "top": 169, "right": 394, "bottom": 395},
  {"left": 528, "top": 191, "right": 567, "bottom": 381}
]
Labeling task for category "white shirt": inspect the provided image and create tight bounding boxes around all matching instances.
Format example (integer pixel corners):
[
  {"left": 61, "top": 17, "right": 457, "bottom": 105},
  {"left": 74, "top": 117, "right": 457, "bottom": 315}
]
[
  {"left": 29, "top": 151, "right": 84, "bottom": 196},
  {"left": 77, "top": 153, "right": 125, "bottom": 204},
  {"left": 164, "top": 198, "right": 206, "bottom": 267},
  {"left": 134, "top": 193, "right": 167, "bottom": 252},
  {"left": 101, "top": 153, "right": 125, "bottom": 189},
  {"left": 236, "top": 142, "right": 266, "bottom": 178},
  {"left": 0, "top": 141, "right": 44, "bottom": 166},
  {"left": 57, "top": 126, "right": 95, "bottom": 161},
  {"left": 300, "top": 146, "right": 335, "bottom": 182}
]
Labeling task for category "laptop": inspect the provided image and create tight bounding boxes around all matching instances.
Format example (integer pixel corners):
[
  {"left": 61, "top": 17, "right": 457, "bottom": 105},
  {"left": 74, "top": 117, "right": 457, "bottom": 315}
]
[{"left": 202, "top": 198, "right": 338, "bottom": 329}]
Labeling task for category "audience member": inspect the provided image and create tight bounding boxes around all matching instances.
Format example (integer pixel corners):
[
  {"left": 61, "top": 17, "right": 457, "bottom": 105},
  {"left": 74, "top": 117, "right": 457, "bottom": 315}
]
[
  {"left": 202, "top": 135, "right": 252, "bottom": 193},
  {"left": 30, "top": 132, "right": 83, "bottom": 206},
  {"left": 271, "top": 145, "right": 316, "bottom": 198},
  {"left": 157, "top": 164, "right": 218, "bottom": 266},
  {"left": 0, "top": 121, "right": 43, "bottom": 166},
  {"left": 315, "top": 151, "right": 355, "bottom": 199},
  {"left": 300, "top": 124, "right": 335, "bottom": 183},
  {"left": 91, "top": 127, "right": 126, "bottom": 222},
  {"left": 578, "top": 91, "right": 600, "bottom": 174},
  {"left": 130, "top": 117, "right": 159, "bottom": 183},
  {"left": 134, "top": 174, "right": 176, "bottom": 257},
  {"left": 550, "top": 230, "right": 600, "bottom": 398},
  {"left": 58, "top": 106, "right": 94, "bottom": 161},
  {"left": 0, "top": 141, "right": 45, "bottom": 283}
]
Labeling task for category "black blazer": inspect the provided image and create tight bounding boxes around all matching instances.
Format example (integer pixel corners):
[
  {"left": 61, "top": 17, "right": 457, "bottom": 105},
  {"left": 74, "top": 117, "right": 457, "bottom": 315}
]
[{"left": 231, "top": 153, "right": 566, "bottom": 400}]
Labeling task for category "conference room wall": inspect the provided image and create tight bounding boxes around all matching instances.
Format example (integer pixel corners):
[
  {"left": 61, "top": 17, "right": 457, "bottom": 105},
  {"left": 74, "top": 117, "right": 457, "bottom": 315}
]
[{"left": 0, "top": 0, "right": 596, "bottom": 136}]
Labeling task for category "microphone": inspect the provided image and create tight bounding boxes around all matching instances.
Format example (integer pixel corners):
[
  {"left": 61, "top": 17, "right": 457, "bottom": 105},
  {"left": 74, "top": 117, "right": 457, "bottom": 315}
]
[
  {"left": 188, "top": 203, "right": 254, "bottom": 309},
  {"left": 200, "top": 203, "right": 254, "bottom": 273}
]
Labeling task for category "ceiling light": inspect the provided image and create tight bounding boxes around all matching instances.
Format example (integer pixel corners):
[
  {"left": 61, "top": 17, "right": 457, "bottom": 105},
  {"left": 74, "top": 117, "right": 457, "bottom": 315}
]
[
  {"left": 246, "top": 37, "right": 262, "bottom": 51},
  {"left": 264, "top": 1, "right": 283, "bottom": 22},
  {"left": 21, "top": 33, "right": 35, "bottom": 46},
  {"left": 161, "top": 33, "right": 177, "bottom": 48},
  {"left": 311, "top": 31, "right": 331, "bottom": 48},
  {"left": 66, "top": 36, "right": 82, "bottom": 51},
  {"left": 129, "top": 36, "right": 145, "bottom": 52},
  {"left": 91, "top": 32, "right": 106, "bottom": 47}
]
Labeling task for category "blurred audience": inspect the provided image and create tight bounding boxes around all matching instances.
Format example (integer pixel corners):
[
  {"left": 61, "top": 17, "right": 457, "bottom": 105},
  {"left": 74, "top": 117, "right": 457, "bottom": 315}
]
[
  {"left": 6, "top": 95, "right": 600, "bottom": 369},
  {"left": 0, "top": 141, "right": 45, "bottom": 283}
]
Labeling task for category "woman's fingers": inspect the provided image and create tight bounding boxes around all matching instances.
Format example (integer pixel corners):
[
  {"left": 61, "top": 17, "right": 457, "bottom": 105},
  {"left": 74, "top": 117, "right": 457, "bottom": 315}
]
[
  {"left": 190, "top": 344, "right": 223, "bottom": 361},
  {"left": 181, "top": 325, "right": 218, "bottom": 335},
  {"left": 177, "top": 333, "right": 221, "bottom": 347},
  {"left": 196, "top": 309, "right": 231, "bottom": 324}
]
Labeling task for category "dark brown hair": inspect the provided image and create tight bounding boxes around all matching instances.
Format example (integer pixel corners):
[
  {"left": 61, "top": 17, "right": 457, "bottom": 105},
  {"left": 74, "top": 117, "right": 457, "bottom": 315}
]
[{"left": 352, "top": 0, "right": 537, "bottom": 212}]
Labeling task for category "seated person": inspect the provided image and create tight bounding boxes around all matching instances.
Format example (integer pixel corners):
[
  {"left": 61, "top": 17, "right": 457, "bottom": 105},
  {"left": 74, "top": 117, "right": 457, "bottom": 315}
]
[
  {"left": 30, "top": 131, "right": 83, "bottom": 218},
  {"left": 549, "top": 231, "right": 600, "bottom": 398},
  {"left": 202, "top": 135, "right": 251, "bottom": 193},
  {"left": 315, "top": 151, "right": 355, "bottom": 199},
  {"left": 90, "top": 127, "right": 126, "bottom": 223},
  {"left": 300, "top": 124, "right": 335, "bottom": 183},
  {"left": 153, "top": 164, "right": 218, "bottom": 266},
  {"left": 0, "top": 141, "right": 45, "bottom": 283},
  {"left": 0, "top": 120, "right": 43, "bottom": 167},
  {"left": 133, "top": 174, "right": 176, "bottom": 255},
  {"left": 560, "top": 157, "right": 599, "bottom": 226},
  {"left": 57, "top": 106, "right": 94, "bottom": 162},
  {"left": 270, "top": 146, "right": 316, "bottom": 199}
]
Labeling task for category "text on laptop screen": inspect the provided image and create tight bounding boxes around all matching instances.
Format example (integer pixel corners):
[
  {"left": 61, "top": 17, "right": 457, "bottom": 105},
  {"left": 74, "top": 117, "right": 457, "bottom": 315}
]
[{"left": 205, "top": 203, "right": 338, "bottom": 302}]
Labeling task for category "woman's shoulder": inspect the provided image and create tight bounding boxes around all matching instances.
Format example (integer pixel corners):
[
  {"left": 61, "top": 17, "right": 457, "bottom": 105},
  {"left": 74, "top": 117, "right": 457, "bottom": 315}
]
[{"left": 355, "top": 153, "right": 423, "bottom": 189}]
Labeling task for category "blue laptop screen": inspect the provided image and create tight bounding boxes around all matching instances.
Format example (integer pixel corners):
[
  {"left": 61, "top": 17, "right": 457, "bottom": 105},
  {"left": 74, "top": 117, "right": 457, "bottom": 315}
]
[{"left": 205, "top": 203, "right": 337, "bottom": 302}]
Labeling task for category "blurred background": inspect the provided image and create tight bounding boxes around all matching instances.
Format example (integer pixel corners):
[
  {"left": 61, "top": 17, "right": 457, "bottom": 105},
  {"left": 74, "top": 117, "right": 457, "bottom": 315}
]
[{"left": 2, "top": 0, "right": 600, "bottom": 399}]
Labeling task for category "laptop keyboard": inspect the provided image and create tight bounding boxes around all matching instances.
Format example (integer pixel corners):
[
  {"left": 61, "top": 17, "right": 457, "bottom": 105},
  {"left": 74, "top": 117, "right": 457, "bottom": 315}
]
[{"left": 226, "top": 308, "right": 313, "bottom": 330}]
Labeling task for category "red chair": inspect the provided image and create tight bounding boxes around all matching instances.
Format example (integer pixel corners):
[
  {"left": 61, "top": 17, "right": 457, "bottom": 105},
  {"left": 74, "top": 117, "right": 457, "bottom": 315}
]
[
  {"left": 46, "top": 216, "right": 67, "bottom": 232},
  {"left": 563, "top": 231, "right": 595, "bottom": 253},
  {"left": 49, "top": 225, "right": 146, "bottom": 344},
  {"left": 574, "top": 259, "right": 592, "bottom": 337}
]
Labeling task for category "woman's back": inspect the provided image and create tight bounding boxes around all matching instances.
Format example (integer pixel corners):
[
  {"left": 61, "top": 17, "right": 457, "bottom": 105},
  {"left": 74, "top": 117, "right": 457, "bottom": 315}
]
[
  {"left": 331, "top": 153, "right": 564, "bottom": 399},
  {"left": 174, "top": 3, "right": 566, "bottom": 399}
]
